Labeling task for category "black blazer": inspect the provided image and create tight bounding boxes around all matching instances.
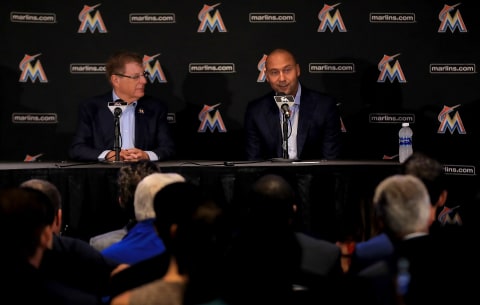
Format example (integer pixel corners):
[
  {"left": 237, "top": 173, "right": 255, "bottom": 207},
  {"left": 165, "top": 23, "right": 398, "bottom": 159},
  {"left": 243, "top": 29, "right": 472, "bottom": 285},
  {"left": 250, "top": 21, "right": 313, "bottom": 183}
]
[
  {"left": 69, "top": 92, "right": 175, "bottom": 161},
  {"left": 244, "top": 86, "right": 342, "bottom": 161}
]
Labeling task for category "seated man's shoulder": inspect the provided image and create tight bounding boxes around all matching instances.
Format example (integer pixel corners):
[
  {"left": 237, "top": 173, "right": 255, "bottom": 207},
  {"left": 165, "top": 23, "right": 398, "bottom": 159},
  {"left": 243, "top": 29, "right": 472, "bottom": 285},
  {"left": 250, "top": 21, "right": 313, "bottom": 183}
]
[
  {"left": 89, "top": 228, "right": 128, "bottom": 251},
  {"left": 295, "top": 232, "right": 340, "bottom": 255}
]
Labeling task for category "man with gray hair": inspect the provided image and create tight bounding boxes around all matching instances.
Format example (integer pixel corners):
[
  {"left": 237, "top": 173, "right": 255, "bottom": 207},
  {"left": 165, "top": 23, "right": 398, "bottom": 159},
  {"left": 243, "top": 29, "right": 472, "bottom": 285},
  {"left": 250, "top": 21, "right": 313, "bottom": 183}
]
[
  {"left": 90, "top": 160, "right": 161, "bottom": 251},
  {"left": 373, "top": 174, "right": 432, "bottom": 241},
  {"left": 101, "top": 172, "right": 185, "bottom": 265},
  {"left": 351, "top": 174, "right": 468, "bottom": 305}
]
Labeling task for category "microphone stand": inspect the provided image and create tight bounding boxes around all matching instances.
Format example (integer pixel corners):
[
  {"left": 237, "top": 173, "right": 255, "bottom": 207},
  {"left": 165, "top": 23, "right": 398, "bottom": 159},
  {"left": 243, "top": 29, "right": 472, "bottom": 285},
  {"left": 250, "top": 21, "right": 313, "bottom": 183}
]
[
  {"left": 113, "top": 108, "right": 121, "bottom": 162},
  {"left": 282, "top": 113, "right": 289, "bottom": 159}
]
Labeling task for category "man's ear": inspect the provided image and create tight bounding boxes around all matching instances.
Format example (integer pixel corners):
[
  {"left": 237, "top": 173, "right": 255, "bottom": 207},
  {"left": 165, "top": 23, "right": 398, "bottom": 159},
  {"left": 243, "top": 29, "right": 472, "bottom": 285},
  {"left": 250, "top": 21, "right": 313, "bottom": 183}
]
[
  {"left": 40, "top": 225, "right": 54, "bottom": 250},
  {"left": 169, "top": 223, "right": 178, "bottom": 239},
  {"left": 111, "top": 74, "right": 120, "bottom": 86},
  {"left": 54, "top": 209, "right": 62, "bottom": 235},
  {"left": 436, "top": 190, "right": 448, "bottom": 208}
]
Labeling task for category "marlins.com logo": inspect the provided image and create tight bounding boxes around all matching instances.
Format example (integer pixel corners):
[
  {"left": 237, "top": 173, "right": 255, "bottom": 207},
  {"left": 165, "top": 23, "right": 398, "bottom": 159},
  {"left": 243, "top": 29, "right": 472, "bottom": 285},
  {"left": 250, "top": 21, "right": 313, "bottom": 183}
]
[
  {"left": 377, "top": 53, "right": 406, "bottom": 83},
  {"left": 197, "top": 3, "right": 227, "bottom": 33},
  {"left": 198, "top": 104, "right": 227, "bottom": 133},
  {"left": 78, "top": 3, "right": 107, "bottom": 33},
  {"left": 19, "top": 53, "right": 48, "bottom": 83},
  {"left": 317, "top": 3, "right": 347, "bottom": 32},
  {"left": 143, "top": 53, "right": 167, "bottom": 83},
  {"left": 438, "top": 3, "right": 467, "bottom": 33},
  {"left": 437, "top": 105, "right": 466, "bottom": 134},
  {"left": 256, "top": 54, "right": 267, "bottom": 82}
]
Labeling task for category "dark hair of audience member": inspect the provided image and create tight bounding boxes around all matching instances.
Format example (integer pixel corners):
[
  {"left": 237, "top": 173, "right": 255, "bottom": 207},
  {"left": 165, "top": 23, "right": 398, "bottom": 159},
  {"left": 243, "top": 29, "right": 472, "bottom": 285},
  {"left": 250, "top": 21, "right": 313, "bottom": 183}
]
[
  {"left": 20, "top": 179, "right": 62, "bottom": 211},
  {"left": 0, "top": 187, "right": 54, "bottom": 261},
  {"left": 400, "top": 152, "right": 446, "bottom": 207},
  {"left": 222, "top": 174, "right": 302, "bottom": 305},
  {"left": 117, "top": 160, "right": 160, "bottom": 224},
  {"left": 153, "top": 181, "right": 227, "bottom": 305}
]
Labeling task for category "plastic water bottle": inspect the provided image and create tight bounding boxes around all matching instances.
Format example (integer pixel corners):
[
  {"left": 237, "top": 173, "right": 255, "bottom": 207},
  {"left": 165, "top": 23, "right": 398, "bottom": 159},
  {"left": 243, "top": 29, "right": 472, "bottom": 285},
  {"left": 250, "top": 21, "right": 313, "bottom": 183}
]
[
  {"left": 398, "top": 123, "right": 413, "bottom": 163},
  {"left": 396, "top": 257, "right": 411, "bottom": 304}
]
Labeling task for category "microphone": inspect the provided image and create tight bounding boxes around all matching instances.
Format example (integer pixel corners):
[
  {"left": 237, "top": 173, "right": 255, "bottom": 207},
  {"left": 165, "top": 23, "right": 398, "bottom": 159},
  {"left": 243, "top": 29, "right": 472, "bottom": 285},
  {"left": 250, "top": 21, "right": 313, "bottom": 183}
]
[
  {"left": 107, "top": 99, "right": 127, "bottom": 162},
  {"left": 108, "top": 99, "right": 128, "bottom": 117},
  {"left": 274, "top": 93, "right": 295, "bottom": 159},
  {"left": 274, "top": 93, "right": 295, "bottom": 118}
]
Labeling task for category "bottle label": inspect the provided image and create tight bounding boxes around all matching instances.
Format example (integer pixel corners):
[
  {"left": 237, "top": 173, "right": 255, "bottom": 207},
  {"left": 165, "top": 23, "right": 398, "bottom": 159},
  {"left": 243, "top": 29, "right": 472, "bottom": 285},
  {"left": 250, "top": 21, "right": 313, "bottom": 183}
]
[{"left": 399, "top": 137, "right": 412, "bottom": 146}]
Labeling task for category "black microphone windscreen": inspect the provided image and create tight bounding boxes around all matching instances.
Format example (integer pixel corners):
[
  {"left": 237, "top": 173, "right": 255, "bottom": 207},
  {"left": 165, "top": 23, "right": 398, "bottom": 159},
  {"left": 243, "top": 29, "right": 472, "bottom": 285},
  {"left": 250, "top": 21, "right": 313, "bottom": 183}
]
[{"left": 114, "top": 107, "right": 122, "bottom": 116}]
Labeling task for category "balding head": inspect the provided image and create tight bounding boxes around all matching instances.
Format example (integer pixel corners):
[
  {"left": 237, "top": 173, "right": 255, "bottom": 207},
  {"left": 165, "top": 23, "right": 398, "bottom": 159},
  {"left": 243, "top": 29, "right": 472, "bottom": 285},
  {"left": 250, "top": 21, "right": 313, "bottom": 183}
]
[
  {"left": 248, "top": 174, "right": 296, "bottom": 226},
  {"left": 20, "top": 179, "right": 62, "bottom": 211},
  {"left": 134, "top": 173, "right": 185, "bottom": 221}
]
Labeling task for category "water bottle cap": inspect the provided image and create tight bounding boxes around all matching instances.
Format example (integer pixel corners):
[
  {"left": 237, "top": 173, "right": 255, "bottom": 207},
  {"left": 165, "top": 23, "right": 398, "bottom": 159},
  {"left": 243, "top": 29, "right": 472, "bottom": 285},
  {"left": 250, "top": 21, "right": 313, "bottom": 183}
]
[{"left": 402, "top": 123, "right": 409, "bottom": 127}]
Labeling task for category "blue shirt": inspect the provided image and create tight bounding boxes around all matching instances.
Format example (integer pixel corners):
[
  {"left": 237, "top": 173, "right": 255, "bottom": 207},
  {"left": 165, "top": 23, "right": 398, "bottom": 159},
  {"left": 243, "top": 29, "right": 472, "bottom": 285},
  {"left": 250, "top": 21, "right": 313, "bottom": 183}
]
[{"left": 101, "top": 218, "right": 166, "bottom": 265}]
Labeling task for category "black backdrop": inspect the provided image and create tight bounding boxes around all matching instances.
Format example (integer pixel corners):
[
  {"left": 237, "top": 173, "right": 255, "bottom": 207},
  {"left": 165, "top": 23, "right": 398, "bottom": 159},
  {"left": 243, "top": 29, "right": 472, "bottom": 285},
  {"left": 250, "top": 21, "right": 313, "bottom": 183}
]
[{"left": 1, "top": 0, "right": 479, "bottom": 165}]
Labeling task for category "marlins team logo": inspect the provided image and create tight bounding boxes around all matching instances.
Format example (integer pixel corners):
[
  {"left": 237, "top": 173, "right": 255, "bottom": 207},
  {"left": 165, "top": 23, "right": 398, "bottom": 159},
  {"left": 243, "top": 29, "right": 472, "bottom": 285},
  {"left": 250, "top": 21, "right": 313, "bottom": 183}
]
[
  {"left": 198, "top": 103, "right": 227, "bottom": 133},
  {"left": 438, "top": 3, "right": 467, "bottom": 33},
  {"left": 437, "top": 104, "right": 466, "bottom": 134},
  {"left": 256, "top": 54, "right": 267, "bottom": 82},
  {"left": 78, "top": 3, "right": 107, "bottom": 33},
  {"left": 317, "top": 3, "right": 347, "bottom": 32},
  {"left": 143, "top": 54, "right": 167, "bottom": 83},
  {"left": 19, "top": 53, "right": 48, "bottom": 83},
  {"left": 197, "top": 3, "right": 227, "bottom": 33},
  {"left": 377, "top": 53, "right": 407, "bottom": 83}
]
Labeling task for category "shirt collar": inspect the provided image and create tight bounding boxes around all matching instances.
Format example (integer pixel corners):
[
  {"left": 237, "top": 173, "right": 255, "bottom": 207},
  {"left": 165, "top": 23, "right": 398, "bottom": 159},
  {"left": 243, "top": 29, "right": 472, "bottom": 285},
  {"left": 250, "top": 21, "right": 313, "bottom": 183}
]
[
  {"left": 294, "top": 83, "right": 302, "bottom": 106},
  {"left": 112, "top": 90, "right": 137, "bottom": 107}
]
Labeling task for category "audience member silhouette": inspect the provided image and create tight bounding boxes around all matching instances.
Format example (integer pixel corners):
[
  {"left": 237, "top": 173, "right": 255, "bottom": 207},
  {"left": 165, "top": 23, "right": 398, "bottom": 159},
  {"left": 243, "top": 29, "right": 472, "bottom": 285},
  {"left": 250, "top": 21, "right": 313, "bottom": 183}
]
[
  {"left": 101, "top": 172, "right": 185, "bottom": 264},
  {"left": 20, "top": 178, "right": 127, "bottom": 305},
  {"left": 222, "top": 173, "right": 342, "bottom": 305},
  {"left": 0, "top": 187, "right": 65, "bottom": 305},
  {"left": 349, "top": 174, "right": 470, "bottom": 305},
  {"left": 347, "top": 174, "right": 432, "bottom": 305},
  {"left": 111, "top": 180, "right": 228, "bottom": 305},
  {"left": 348, "top": 152, "right": 463, "bottom": 274},
  {"left": 400, "top": 152, "right": 463, "bottom": 233},
  {"left": 90, "top": 160, "right": 161, "bottom": 251}
]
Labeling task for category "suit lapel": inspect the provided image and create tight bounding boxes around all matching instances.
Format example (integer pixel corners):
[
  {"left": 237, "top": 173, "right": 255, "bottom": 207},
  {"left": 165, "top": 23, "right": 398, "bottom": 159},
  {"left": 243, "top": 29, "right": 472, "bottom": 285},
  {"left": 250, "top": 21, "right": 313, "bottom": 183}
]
[
  {"left": 266, "top": 95, "right": 283, "bottom": 157},
  {"left": 134, "top": 99, "right": 146, "bottom": 148},
  {"left": 296, "top": 90, "right": 313, "bottom": 157},
  {"left": 101, "top": 93, "right": 115, "bottom": 143}
]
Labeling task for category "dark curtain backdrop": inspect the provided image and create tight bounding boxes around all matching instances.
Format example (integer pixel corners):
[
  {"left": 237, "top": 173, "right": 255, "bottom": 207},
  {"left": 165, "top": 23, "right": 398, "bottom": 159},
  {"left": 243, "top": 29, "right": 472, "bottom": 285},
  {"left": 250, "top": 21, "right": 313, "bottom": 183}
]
[{"left": 1, "top": 0, "right": 479, "bottom": 165}]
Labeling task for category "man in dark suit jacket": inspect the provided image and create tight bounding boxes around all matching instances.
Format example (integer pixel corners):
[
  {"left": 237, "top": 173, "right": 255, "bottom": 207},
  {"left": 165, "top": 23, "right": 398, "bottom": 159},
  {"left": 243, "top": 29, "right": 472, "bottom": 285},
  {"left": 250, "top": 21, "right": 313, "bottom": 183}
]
[
  {"left": 347, "top": 174, "right": 471, "bottom": 305},
  {"left": 20, "top": 178, "right": 126, "bottom": 305},
  {"left": 222, "top": 173, "right": 342, "bottom": 305},
  {"left": 244, "top": 48, "right": 342, "bottom": 161},
  {"left": 69, "top": 50, "right": 175, "bottom": 162}
]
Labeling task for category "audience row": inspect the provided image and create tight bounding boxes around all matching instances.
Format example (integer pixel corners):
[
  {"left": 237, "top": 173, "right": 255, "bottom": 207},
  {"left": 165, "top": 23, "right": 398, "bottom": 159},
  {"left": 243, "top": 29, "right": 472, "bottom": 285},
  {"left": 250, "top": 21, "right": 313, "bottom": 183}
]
[{"left": 0, "top": 152, "right": 476, "bottom": 305}]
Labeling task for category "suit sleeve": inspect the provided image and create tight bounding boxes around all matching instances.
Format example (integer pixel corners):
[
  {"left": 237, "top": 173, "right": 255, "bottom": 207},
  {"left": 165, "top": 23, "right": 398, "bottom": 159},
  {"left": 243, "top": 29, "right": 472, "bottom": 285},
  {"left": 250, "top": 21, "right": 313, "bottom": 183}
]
[
  {"left": 69, "top": 98, "right": 109, "bottom": 161},
  {"left": 135, "top": 98, "right": 175, "bottom": 161},
  {"left": 322, "top": 99, "right": 342, "bottom": 159},
  {"left": 150, "top": 103, "right": 175, "bottom": 161},
  {"left": 244, "top": 101, "right": 263, "bottom": 161}
]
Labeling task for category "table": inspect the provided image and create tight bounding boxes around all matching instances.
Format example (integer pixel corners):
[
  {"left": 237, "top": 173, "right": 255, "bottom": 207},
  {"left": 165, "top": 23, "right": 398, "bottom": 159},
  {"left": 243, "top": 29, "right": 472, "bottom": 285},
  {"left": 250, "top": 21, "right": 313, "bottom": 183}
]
[{"left": 0, "top": 160, "right": 409, "bottom": 242}]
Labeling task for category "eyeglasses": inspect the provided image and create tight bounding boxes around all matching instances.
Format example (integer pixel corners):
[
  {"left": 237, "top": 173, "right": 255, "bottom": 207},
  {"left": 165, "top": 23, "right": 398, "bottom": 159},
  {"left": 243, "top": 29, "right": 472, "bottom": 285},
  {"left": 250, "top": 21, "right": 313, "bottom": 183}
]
[
  {"left": 113, "top": 71, "right": 150, "bottom": 80},
  {"left": 266, "top": 66, "right": 294, "bottom": 77}
]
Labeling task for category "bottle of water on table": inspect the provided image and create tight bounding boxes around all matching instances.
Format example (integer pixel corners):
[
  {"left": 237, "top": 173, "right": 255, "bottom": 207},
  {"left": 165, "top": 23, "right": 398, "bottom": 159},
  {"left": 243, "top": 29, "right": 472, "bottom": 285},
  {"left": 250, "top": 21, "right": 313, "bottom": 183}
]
[{"left": 398, "top": 123, "right": 413, "bottom": 163}]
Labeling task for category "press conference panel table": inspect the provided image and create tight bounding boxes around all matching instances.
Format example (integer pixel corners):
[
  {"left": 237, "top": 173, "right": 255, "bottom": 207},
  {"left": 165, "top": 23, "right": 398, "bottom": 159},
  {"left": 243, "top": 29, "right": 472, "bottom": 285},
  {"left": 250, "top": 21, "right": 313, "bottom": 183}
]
[{"left": 0, "top": 160, "right": 403, "bottom": 241}]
